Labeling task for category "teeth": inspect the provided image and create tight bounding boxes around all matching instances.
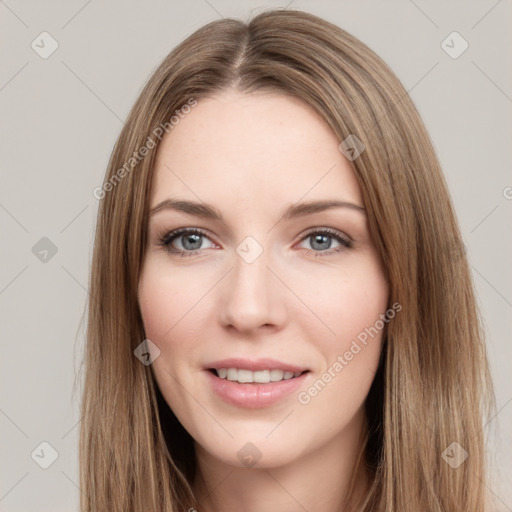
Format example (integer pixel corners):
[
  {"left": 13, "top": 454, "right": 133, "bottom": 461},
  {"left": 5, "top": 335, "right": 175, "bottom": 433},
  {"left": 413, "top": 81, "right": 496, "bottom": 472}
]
[
  {"left": 270, "top": 369, "right": 284, "bottom": 381},
  {"left": 215, "top": 368, "right": 303, "bottom": 383},
  {"left": 237, "top": 369, "right": 253, "bottom": 383},
  {"left": 253, "top": 370, "right": 270, "bottom": 383}
]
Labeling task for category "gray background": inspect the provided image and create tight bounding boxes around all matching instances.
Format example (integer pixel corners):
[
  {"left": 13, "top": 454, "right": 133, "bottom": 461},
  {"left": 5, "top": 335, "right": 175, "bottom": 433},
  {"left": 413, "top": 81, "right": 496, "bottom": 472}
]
[{"left": 1, "top": 1, "right": 511, "bottom": 510}]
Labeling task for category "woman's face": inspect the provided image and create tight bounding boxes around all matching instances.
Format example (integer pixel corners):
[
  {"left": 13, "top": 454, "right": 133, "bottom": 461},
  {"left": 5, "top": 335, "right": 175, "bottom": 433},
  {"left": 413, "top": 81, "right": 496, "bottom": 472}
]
[{"left": 138, "top": 89, "right": 389, "bottom": 469}]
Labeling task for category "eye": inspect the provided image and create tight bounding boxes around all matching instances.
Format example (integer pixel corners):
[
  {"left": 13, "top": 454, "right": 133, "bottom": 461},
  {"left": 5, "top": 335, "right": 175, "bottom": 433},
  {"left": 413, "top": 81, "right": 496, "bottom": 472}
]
[
  {"left": 158, "top": 228, "right": 216, "bottom": 256},
  {"left": 157, "top": 226, "right": 353, "bottom": 258},
  {"left": 296, "top": 228, "right": 352, "bottom": 257}
]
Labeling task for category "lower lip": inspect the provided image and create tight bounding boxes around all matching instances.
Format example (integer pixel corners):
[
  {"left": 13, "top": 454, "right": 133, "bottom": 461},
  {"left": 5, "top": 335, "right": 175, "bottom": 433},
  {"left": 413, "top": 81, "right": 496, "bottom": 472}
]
[{"left": 205, "top": 370, "right": 309, "bottom": 409}]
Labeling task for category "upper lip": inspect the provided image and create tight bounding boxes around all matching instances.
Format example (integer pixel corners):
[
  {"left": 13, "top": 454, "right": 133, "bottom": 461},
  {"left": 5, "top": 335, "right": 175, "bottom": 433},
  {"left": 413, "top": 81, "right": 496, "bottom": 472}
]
[{"left": 205, "top": 358, "right": 309, "bottom": 373}]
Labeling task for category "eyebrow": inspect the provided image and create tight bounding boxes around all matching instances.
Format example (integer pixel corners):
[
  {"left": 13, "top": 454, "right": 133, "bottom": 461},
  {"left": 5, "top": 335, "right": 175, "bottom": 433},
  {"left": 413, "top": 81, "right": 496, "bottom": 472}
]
[{"left": 148, "top": 198, "right": 366, "bottom": 222}]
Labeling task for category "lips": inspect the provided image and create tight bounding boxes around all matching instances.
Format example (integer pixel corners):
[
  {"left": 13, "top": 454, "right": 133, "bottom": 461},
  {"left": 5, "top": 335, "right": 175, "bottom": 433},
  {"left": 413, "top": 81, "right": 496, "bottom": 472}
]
[{"left": 204, "top": 358, "right": 311, "bottom": 408}]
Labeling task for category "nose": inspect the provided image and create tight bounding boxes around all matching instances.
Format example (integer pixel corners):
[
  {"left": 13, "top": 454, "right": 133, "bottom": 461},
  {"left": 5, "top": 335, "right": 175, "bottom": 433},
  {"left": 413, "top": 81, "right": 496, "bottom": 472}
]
[{"left": 218, "top": 244, "right": 287, "bottom": 335}]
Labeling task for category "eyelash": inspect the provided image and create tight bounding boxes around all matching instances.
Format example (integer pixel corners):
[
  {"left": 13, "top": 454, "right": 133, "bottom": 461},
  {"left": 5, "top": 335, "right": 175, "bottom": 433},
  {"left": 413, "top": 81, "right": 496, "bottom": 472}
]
[{"left": 157, "top": 227, "right": 353, "bottom": 258}]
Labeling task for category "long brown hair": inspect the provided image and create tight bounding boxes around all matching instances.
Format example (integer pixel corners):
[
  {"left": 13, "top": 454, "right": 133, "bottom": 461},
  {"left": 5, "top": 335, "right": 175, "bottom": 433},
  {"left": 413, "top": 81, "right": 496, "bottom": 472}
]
[{"left": 79, "top": 9, "right": 495, "bottom": 511}]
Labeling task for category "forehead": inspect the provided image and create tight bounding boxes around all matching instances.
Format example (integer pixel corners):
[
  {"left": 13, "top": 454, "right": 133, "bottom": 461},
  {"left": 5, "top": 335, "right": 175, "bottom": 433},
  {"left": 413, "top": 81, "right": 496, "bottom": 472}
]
[{"left": 151, "top": 90, "right": 363, "bottom": 211}]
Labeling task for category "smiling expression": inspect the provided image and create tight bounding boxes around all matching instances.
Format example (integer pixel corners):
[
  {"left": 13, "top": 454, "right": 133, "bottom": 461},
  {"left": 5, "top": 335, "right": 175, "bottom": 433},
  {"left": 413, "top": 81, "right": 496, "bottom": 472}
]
[{"left": 137, "top": 88, "right": 389, "bottom": 468}]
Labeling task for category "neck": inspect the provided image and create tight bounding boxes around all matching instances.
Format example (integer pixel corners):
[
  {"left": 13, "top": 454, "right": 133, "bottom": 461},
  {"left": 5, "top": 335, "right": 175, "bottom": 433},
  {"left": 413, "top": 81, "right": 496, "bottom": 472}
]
[{"left": 191, "top": 406, "right": 370, "bottom": 512}]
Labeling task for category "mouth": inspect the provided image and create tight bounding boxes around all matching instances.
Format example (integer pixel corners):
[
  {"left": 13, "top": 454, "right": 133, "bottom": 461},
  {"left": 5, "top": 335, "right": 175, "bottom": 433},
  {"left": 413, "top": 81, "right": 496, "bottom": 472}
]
[
  {"left": 205, "top": 365, "right": 311, "bottom": 408},
  {"left": 208, "top": 368, "right": 310, "bottom": 384}
]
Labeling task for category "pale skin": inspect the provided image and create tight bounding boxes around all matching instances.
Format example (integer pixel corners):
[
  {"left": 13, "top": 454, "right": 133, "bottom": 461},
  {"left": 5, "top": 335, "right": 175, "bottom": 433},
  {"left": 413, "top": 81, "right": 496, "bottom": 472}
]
[{"left": 138, "top": 89, "right": 389, "bottom": 512}]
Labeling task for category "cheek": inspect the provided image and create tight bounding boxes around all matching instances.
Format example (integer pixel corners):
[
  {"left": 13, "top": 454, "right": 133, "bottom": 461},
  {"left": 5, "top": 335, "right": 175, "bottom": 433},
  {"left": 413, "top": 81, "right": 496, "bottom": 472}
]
[
  {"left": 138, "top": 279, "right": 169, "bottom": 339},
  {"left": 291, "top": 259, "right": 388, "bottom": 423},
  {"left": 291, "top": 256, "right": 388, "bottom": 397},
  {"left": 138, "top": 261, "right": 206, "bottom": 339},
  {"left": 290, "top": 256, "right": 389, "bottom": 345},
  {"left": 137, "top": 262, "right": 218, "bottom": 374}
]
